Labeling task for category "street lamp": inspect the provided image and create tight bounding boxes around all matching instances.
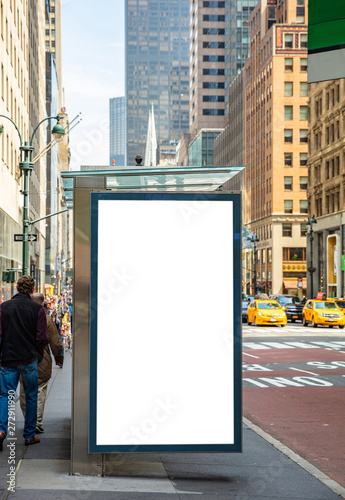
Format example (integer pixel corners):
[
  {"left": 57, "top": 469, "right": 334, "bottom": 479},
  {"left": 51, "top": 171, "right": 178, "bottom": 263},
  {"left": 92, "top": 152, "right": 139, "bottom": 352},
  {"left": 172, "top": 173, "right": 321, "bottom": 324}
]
[
  {"left": 251, "top": 234, "right": 259, "bottom": 296},
  {"left": 306, "top": 215, "right": 317, "bottom": 299},
  {"left": 0, "top": 114, "right": 65, "bottom": 276}
]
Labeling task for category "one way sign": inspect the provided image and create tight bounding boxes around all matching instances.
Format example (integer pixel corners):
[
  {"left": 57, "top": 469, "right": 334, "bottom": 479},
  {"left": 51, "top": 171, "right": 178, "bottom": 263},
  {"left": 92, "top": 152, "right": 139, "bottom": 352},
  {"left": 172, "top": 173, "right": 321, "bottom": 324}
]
[{"left": 14, "top": 234, "right": 38, "bottom": 242}]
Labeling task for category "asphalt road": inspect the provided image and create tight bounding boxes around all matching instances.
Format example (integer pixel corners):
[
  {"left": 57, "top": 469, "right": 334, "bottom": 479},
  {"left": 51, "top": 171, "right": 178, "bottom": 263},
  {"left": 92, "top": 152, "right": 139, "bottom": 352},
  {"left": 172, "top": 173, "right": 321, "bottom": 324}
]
[{"left": 242, "top": 322, "right": 345, "bottom": 489}]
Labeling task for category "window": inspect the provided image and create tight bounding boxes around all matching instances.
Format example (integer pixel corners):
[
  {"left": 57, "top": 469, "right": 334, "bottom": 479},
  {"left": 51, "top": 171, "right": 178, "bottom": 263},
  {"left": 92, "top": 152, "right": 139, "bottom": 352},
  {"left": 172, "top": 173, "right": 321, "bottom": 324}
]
[
  {"left": 203, "top": 68, "right": 225, "bottom": 75},
  {"left": 283, "top": 224, "right": 292, "bottom": 237},
  {"left": 300, "top": 105, "right": 308, "bottom": 120},
  {"left": 300, "top": 82, "right": 308, "bottom": 96},
  {"left": 284, "top": 105, "right": 293, "bottom": 119},
  {"left": 203, "top": 28, "right": 225, "bottom": 35},
  {"left": 300, "top": 33, "right": 308, "bottom": 48},
  {"left": 300, "top": 58, "right": 307, "bottom": 71},
  {"left": 284, "top": 129, "right": 293, "bottom": 143},
  {"left": 203, "top": 0, "right": 226, "bottom": 5},
  {"left": 203, "top": 15, "right": 225, "bottom": 22},
  {"left": 203, "top": 42, "right": 225, "bottom": 48},
  {"left": 284, "top": 152, "right": 293, "bottom": 167},
  {"left": 300, "top": 223, "right": 307, "bottom": 237},
  {"left": 284, "top": 176, "right": 293, "bottom": 190},
  {"left": 300, "top": 152, "right": 308, "bottom": 166},
  {"left": 284, "top": 82, "right": 293, "bottom": 96},
  {"left": 285, "top": 58, "right": 293, "bottom": 71},
  {"left": 203, "top": 55, "right": 225, "bottom": 62},
  {"left": 203, "top": 82, "right": 225, "bottom": 89},
  {"left": 300, "top": 200, "right": 308, "bottom": 214},
  {"left": 284, "top": 33, "right": 293, "bottom": 48},
  {"left": 203, "top": 109, "right": 225, "bottom": 115},
  {"left": 297, "top": 0, "right": 305, "bottom": 5},
  {"left": 300, "top": 176, "right": 308, "bottom": 190},
  {"left": 203, "top": 95, "right": 225, "bottom": 102},
  {"left": 284, "top": 200, "right": 293, "bottom": 213},
  {"left": 300, "top": 129, "right": 308, "bottom": 143}
]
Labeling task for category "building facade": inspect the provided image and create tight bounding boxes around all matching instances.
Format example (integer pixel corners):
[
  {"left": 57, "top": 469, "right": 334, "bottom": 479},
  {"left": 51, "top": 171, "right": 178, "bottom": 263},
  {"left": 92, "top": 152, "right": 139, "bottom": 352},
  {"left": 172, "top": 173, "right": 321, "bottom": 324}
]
[
  {"left": 0, "top": 0, "right": 48, "bottom": 299},
  {"left": 308, "top": 78, "right": 345, "bottom": 298},
  {"left": 109, "top": 96, "right": 125, "bottom": 167},
  {"left": 243, "top": 0, "right": 309, "bottom": 296},
  {"left": 125, "top": 0, "right": 189, "bottom": 165}
]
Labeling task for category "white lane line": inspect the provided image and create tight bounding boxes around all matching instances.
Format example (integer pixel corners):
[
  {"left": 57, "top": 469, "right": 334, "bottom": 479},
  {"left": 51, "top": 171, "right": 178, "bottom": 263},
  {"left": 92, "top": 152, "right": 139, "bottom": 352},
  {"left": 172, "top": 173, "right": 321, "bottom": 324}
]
[
  {"left": 289, "top": 367, "right": 318, "bottom": 376},
  {"left": 243, "top": 352, "right": 260, "bottom": 359}
]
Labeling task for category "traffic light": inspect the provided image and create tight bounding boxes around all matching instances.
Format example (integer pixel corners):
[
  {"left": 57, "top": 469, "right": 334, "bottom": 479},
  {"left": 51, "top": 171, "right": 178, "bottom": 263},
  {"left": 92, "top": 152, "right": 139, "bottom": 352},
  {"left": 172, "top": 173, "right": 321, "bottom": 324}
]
[{"left": 2, "top": 269, "right": 16, "bottom": 283}]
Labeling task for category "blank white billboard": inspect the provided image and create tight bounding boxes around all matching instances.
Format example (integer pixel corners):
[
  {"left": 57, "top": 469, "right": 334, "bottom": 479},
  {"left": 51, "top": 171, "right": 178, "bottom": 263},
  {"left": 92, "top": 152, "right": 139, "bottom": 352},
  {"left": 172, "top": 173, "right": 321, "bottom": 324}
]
[{"left": 90, "top": 193, "right": 241, "bottom": 452}]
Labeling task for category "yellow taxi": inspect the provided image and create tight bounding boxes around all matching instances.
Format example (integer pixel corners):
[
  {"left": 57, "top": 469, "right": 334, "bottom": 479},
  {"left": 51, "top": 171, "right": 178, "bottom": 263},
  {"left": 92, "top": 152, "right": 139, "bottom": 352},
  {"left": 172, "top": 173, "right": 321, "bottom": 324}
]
[
  {"left": 302, "top": 300, "right": 345, "bottom": 328},
  {"left": 247, "top": 300, "right": 287, "bottom": 327},
  {"left": 328, "top": 298, "right": 345, "bottom": 312}
]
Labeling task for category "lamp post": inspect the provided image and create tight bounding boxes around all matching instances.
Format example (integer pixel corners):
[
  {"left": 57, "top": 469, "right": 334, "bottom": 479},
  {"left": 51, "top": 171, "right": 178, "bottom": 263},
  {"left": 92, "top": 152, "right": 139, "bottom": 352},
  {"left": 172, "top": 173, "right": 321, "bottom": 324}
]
[
  {"left": 0, "top": 115, "right": 65, "bottom": 276},
  {"left": 251, "top": 234, "right": 259, "bottom": 296},
  {"left": 306, "top": 215, "right": 317, "bottom": 299}
]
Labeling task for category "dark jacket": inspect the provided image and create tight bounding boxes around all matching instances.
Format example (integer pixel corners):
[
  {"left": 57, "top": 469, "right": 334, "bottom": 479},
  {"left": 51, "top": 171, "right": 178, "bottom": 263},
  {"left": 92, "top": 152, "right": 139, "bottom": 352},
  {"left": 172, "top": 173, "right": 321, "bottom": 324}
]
[
  {"left": 0, "top": 292, "right": 49, "bottom": 367},
  {"left": 38, "top": 313, "right": 63, "bottom": 384}
]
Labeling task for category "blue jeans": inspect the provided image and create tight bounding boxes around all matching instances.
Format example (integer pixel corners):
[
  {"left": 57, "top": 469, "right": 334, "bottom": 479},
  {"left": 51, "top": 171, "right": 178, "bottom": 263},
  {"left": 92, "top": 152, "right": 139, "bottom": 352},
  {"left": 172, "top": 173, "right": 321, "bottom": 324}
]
[{"left": 0, "top": 360, "right": 38, "bottom": 440}]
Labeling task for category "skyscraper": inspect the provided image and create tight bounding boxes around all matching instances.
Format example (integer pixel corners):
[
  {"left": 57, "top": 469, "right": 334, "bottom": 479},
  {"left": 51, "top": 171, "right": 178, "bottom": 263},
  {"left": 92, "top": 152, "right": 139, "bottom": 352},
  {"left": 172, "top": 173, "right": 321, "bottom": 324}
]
[
  {"left": 125, "top": 0, "right": 189, "bottom": 165},
  {"left": 109, "top": 97, "right": 126, "bottom": 167}
]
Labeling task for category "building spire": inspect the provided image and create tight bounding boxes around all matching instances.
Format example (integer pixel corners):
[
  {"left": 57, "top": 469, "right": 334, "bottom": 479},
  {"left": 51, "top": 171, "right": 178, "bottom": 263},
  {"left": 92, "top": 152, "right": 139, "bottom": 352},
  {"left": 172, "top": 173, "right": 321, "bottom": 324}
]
[{"left": 144, "top": 104, "right": 157, "bottom": 167}]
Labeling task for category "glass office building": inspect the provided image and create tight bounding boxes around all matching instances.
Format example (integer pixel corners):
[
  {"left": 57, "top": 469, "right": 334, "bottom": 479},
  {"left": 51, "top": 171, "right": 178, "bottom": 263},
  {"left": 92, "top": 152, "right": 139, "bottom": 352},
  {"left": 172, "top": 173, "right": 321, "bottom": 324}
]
[
  {"left": 226, "top": 0, "right": 258, "bottom": 90},
  {"left": 125, "top": 0, "right": 190, "bottom": 165},
  {"left": 109, "top": 97, "right": 126, "bottom": 167}
]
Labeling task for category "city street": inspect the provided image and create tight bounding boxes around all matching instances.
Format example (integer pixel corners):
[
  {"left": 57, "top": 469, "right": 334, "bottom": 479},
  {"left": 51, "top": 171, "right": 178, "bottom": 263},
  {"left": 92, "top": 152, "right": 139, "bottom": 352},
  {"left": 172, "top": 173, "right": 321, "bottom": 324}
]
[{"left": 243, "top": 323, "right": 345, "bottom": 489}]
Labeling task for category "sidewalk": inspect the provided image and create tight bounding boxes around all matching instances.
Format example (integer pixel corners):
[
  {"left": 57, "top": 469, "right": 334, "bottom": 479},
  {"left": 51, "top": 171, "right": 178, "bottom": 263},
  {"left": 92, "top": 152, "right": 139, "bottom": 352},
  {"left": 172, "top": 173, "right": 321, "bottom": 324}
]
[{"left": 0, "top": 352, "right": 344, "bottom": 500}]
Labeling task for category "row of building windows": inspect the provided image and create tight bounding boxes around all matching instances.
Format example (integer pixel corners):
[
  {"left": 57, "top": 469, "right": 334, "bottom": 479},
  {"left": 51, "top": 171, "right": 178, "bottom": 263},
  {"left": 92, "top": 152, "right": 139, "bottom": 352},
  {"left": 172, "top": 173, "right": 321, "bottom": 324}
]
[
  {"left": 315, "top": 84, "right": 340, "bottom": 117},
  {"left": 313, "top": 121, "right": 341, "bottom": 151},
  {"left": 203, "top": 28, "right": 224, "bottom": 35},
  {"left": 284, "top": 81, "right": 308, "bottom": 96},
  {"left": 285, "top": 57, "right": 307, "bottom": 72},
  {"left": 284, "top": 152, "right": 308, "bottom": 167},
  {"left": 282, "top": 32, "right": 307, "bottom": 50},
  {"left": 284, "top": 129, "right": 308, "bottom": 143},
  {"left": 283, "top": 224, "right": 308, "bottom": 238},
  {"left": 284, "top": 200, "right": 308, "bottom": 214},
  {"left": 203, "top": 55, "right": 225, "bottom": 62},
  {"left": 284, "top": 105, "right": 308, "bottom": 120},
  {"left": 203, "top": 15, "right": 225, "bottom": 22},
  {"left": 315, "top": 190, "right": 341, "bottom": 217},
  {"left": 203, "top": 109, "right": 225, "bottom": 115},
  {"left": 284, "top": 176, "right": 308, "bottom": 191}
]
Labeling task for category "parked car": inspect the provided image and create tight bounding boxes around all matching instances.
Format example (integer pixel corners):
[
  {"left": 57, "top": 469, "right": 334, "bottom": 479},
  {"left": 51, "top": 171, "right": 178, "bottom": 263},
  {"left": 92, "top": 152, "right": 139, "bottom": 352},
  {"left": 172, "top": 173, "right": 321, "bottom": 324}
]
[
  {"left": 247, "top": 300, "right": 287, "bottom": 327},
  {"left": 242, "top": 301, "right": 250, "bottom": 322},
  {"left": 269, "top": 294, "right": 304, "bottom": 322},
  {"left": 302, "top": 300, "right": 345, "bottom": 328}
]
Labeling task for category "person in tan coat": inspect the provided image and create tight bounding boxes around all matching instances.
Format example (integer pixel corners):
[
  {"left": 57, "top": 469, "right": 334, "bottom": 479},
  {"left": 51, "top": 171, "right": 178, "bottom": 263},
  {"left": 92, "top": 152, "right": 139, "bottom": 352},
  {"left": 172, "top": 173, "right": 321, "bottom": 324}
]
[{"left": 20, "top": 293, "right": 63, "bottom": 433}]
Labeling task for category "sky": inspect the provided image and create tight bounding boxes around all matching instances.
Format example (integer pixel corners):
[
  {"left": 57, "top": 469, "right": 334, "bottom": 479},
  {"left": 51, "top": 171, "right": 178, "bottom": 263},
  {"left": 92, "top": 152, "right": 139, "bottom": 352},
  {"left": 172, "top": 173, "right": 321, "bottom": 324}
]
[{"left": 62, "top": 0, "right": 125, "bottom": 169}]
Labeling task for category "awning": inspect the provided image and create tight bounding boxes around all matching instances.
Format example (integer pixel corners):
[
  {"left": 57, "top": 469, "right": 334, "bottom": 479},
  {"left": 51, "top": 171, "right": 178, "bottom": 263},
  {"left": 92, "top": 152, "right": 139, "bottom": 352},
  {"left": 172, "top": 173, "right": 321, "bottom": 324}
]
[{"left": 283, "top": 279, "right": 307, "bottom": 289}]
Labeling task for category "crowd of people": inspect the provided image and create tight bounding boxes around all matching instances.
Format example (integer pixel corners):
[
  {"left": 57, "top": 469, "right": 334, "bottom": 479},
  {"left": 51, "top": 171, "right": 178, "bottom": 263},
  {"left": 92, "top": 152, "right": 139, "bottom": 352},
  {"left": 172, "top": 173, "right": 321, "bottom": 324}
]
[
  {"left": 0, "top": 276, "right": 73, "bottom": 450},
  {"left": 45, "top": 290, "right": 73, "bottom": 352}
]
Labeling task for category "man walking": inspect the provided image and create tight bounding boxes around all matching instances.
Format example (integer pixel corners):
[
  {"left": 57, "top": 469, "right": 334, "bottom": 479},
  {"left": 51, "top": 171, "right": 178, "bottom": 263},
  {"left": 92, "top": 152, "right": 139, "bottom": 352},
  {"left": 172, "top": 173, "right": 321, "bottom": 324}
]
[
  {"left": 20, "top": 293, "right": 63, "bottom": 433},
  {"left": 0, "top": 276, "right": 48, "bottom": 449}
]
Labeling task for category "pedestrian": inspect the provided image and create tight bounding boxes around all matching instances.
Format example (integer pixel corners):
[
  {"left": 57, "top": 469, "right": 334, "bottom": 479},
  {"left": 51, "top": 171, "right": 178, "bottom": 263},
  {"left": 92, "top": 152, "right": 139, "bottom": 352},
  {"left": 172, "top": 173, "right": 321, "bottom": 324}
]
[
  {"left": 0, "top": 276, "right": 48, "bottom": 450},
  {"left": 19, "top": 293, "right": 63, "bottom": 434}
]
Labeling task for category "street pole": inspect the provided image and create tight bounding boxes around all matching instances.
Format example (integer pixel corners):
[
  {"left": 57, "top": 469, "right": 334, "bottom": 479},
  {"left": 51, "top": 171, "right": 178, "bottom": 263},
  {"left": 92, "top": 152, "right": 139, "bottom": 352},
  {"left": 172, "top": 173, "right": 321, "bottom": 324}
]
[
  {"left": 0, "top": 115, "right": 65, "bottom": 276},
  {"left": 306, "top": 215, "right": 317, "bottom": 299},
  {"left": 251, "top": 234, "right": 259, "bottom": 296}
]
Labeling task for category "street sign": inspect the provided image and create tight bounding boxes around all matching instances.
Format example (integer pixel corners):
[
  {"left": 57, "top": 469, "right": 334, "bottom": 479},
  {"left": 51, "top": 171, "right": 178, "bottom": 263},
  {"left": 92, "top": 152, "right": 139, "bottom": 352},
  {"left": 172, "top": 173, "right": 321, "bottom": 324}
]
[
  {"left": 14, "top": 234, "right": 38, "bottom": 242},
  {"left": 308, "top": 0, "right": 345, "bottom": 82}
]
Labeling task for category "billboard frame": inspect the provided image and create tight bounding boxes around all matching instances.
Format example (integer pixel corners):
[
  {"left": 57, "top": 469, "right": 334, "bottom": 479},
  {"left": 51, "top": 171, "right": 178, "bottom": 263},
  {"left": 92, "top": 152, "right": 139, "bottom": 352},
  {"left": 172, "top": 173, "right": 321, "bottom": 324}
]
[{"left": 89, "top": 191, "right": 242, "bottom": 454}]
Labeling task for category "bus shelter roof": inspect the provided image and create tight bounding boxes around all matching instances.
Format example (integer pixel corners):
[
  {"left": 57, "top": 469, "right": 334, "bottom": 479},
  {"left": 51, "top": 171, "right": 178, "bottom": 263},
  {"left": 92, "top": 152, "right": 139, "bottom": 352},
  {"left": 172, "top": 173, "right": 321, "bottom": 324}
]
[{"left": 60, "top": 166, "right": 244, "bottom": 209}]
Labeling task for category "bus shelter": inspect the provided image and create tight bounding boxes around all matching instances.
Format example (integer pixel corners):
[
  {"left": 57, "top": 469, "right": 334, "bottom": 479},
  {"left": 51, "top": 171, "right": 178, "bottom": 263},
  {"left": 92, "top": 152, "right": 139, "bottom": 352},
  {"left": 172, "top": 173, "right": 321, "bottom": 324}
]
[{"left": 61, "top": 166, "right": 244, "bottom": 475}]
